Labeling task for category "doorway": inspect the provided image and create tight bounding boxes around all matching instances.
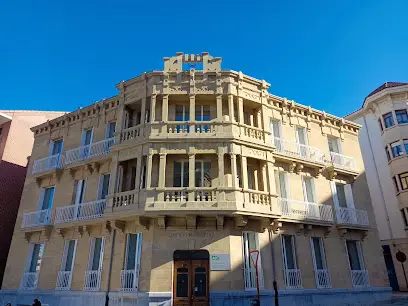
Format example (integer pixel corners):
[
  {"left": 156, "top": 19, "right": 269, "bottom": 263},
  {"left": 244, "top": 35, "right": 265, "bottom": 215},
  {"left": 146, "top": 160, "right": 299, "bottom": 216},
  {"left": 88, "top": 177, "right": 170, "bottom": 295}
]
[
  {"left": 173, "top": 250, "right": 209, "bottom": 306},
  {"left": 383, "top": 245, "right": 399, "bottom": 291}
]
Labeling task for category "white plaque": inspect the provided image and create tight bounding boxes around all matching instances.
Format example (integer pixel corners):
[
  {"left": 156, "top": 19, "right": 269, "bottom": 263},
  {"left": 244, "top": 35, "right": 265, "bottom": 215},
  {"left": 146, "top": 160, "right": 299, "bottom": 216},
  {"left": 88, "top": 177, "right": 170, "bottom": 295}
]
[{"left": 210, "top": 254, "right": 231, "bottom": 271}]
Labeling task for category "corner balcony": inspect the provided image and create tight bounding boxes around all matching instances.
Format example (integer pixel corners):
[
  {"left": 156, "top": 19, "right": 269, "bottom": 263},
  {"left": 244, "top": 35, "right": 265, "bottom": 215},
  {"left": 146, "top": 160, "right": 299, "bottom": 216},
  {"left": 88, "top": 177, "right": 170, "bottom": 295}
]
[
  {"left": 330, "top": 152, "right": 358, "bottom": 172},
  {"left": 273, "top": 137, "right": 325, "bottom": 164},
  {"left": 20, "top": 271, "right": 39, "bottom": 290},
  {"left": 64, "top": 137, "right": 115, "bottom": 166},
  {"left": 21, "top": 209, "right": 52, "bottom": 229},
  {"left": 278, "top": 198, "right": 334, "bottom": 223},
  {"left": 54, "top": 200, "right": 107, "bottom": 225},
  {"left": 335, "top": 207, "right": 369, "bottom": 228},
  {"left": 32, "top": 154, "right": 63, "bottom": 175}
]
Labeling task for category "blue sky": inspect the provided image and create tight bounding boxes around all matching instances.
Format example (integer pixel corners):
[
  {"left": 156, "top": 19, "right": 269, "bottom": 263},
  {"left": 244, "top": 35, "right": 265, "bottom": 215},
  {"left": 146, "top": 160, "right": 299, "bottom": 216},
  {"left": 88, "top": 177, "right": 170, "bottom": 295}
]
[{"left": 1, "top": 1, "right": 407, "bottom": 117}]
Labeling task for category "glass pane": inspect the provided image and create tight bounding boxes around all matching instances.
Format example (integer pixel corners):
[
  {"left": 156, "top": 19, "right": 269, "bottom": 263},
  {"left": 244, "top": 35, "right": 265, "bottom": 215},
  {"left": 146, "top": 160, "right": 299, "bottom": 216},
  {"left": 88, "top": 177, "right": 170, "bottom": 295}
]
[
  {"left": 64, "top": 240, "right": 76, "bottom": 271},
  {"left": 279, "top": 173, "right": 287, "bottom": 198},
  {"left": 126, "top": 234, "right": 138, "bottom": 270},
  {"left": 183, "top": 162, "right": 189, "bottom": 188},
  {"left": 404, "top": 140, "right": 408, "bottom": 154},
  {"left": 247, "top": 233, "right": 258, "bottom": 267},
  {"left": 328, "top": 138, "right": 339, "bottom": 153},
  {"left": 194, "top": 267, "right": 207, "bottom": 296},
  {"left": 29, "top": 244, "right": 44, "bottom": 272},
  {"left": 42, "top": 187, "right": 54, "bottom": 210},
  {"left": 174, "top": 162, "right": 182, "bottom": 187},
  {"left": 346, "top": 241, "right": 362, "bottom": 270},
  {"left": 336, "top": 184, "right": 347, "bottom": 207},
  {"left": 203, "top": 162, "right": 211, "bottom": 187},
  {"left": 296, "top": 128, "right": 306, "bottom": 145},
  {"left": 304, "top": 178, "right": 314, "bottom": 202},
  {"left": 52, "top": 140, "right": 63, "bottom": 155},
  {"left": 283, "top": 235, "right": 295, "bottom": 269},
  {"left": 108, "top": 122, "right": 116, "bottom": 138},
  {"left": 195, "top": 161, "right": 201, "bottom": 187},
  {"left": 247, "top": 168, "right": 254, "bottom": 190},
  {"left": 84, "top": 129, "right": 92, "bottom": 145},
  {"left": 272, "top": 121, "right": 280, "bottom": 138},
  {"left": 176, "top": 272, "right": 189, "bottom": 297},
  {"left": 91, "top": 238, "right": 102, "bottom": 271},
  {"left": 101, "top": 175, "right": 110, "bottom": 199},
  {"left": 312, "top": 238, "right": 324, "bottom": 270}
]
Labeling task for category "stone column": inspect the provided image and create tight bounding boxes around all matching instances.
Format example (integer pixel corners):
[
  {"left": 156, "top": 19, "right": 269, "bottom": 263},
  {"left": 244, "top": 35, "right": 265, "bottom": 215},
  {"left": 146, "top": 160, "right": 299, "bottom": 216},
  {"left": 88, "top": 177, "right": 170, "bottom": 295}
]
[
  {"left": 228, "top": 95, "right": 235, "bottom": 122},
  {"left": 189, "top": 95, "right": 195, "bottom": 133},
  {"left": 266, "top": 160, "right": 277, "bottom": 195},
  {"left": 141, "top": 98, "right": 146, "bottom": 125},
  {"left": 254, "top": 168, "right": 259, "bottom": 191},
  {"left": 216, "top": 95, "right": 223, "bottom": 121},
  {"left": 238, "top": 97, "right": 244, "bottom": 124},
  {"left": 150, "top": 95, "right": 156, "bottom": 122},
  {"left": 249, "top": 114, "right": 254, "bottom": 127},
  {"left": 241, "top": 156, "right": 248, "bottom": 190},
  {"left": 257, "top": 110, "right": 262, "bottom": 129},
  {"left": 189, "top": 153, "right": 196, "bottom": 200},
  {"left": 107, "top": 153, "right": 120, "bottom": 210},
  {"left": 262, "top": 163, "right": 268, "bottom": 192},
  {"left": 158, "top": 153, "right": 167, "bottom": 188},
  {"left": 146, "top": 152, "right": 153, "bottom": 189},
  {"left": 162, "top": 95, "right": 168, "bottom": 122},
  {"left": 135, "top": 156, "right": 142, "bottom": 191},
  {"left": 230, "top": 153, "right": 238, "bottom": 188},
  {"left": 218, "top": 150, "right": 225, "bottom": 201}
]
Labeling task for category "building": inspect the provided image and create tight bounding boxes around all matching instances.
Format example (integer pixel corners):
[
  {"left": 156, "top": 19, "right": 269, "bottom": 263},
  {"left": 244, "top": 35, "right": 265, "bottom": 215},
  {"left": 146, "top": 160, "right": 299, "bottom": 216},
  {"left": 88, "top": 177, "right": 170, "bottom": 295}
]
[
  {"left": 0, "top": 110, "right": 65, "bottom": 287},
  {"left": 346, "top": 82, "right": 408, "bottom": 291},
  {"left": 0, "top": 53, "right": 390, "bottom": 306}
]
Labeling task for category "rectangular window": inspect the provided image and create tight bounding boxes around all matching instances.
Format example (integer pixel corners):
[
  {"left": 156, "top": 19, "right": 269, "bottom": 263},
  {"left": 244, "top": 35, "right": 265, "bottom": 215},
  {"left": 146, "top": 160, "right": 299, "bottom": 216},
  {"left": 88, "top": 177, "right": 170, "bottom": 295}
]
[
  {"left": 302, "top": 177, "right": 315, "bottom": 203},
  {"left": 73, "top": 179, "right": 86, "bottom": 204},
  {"left": 393, "top": 176, "right": 400, "bottom": 192},
  {"left": 175, "top": 105, "right": 189, "bottom": 121},
  {"left": 27, "top": 243, "right": 45, "bottom": 273},
  {"left": 50, "top": 139, "right": 63, "bottom": 156},
  {"left": 195, "top": 105, "right": 211, "bottom": 121},
  {"left": 383, "top": 112, "right": 395, "bottom": 128},
  {"left": 98, "top": 174, "right": 110, "bottom": 200},
  {"left": 274, "top": 171, "right": 288, "bottom": 198},
  {"left": 282, "top": 235, "right": 297, "bottom": 270},
  {"left": 396, "top": 109, "right": 408, "bottom": 124},
  {"left": 296, "top": 127, "right": 307, "bottom": 145},
  {"left": 327, "top": 137, "right": 340, "bottom": 153},
  {"left": 401, "top": 209, "right": 408, "bottom": 227},
  {"left": 270, "top": 120, "right": 282, "bottom": 150},
  {"left": 391, "top": 141, "right": 403, "bottom": 157},
  {"left": 404, "top": 140, "right": 408, "bottom": 154},
  {"left": 61, "top": 240, "right": 77, "bottom": 272},
  {"left": 311, "top": 237, "right": 327, "bottom": 270},
  {"left": 88, "top": 237, "right": 105, "bottom": 271},
  {"left": 346, "top": 240, "right": 365, "bottom": 271},
  {"left": 173, "top": 161, "right": 189, "bottom": 187},
  {"left": 242, "top": 232, "right": 263, "bottom": 289},
  {"left": 38, "top": 187, "right": 55, "bottom": 210},
  {"left": 378, "top": 118, "right": 384, "bottom": 132},
  {"left": 195, "top": 161, "right": 211, "bottom": 187},
  {"left": 82, "top": 128, "right": 94, "bottom": 146},
  {"left": 385, "top": 146, "right": 391, "bottom": 161},
  {"left": 130, "top": 167, "right": 136, "bottom": 190},
  {"left": 106, "top": 121, "right": 116, "bottom": 139},
  {"left": 335, "top": 183, "right": 347, "bottom": 208},
  {"left": 399, "top": 172, "right": 408, "bottom": 190}
]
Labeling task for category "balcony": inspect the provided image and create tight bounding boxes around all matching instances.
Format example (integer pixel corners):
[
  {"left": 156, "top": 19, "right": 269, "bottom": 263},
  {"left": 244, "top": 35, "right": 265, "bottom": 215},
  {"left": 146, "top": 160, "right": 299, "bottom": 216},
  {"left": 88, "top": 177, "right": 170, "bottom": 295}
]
[
  {"left": 54, "top": 200, "right": 107, "bottom": 224},
  {"left": 244, "top": 267, "right": 264, "bottom": 290},
  {"left": 84, "top": 270, "right": 102, "bottom": 291},
  {"left": 120, "top": 269, "right": 139, "bottom": 292},
  {"left": 278, "top": 198, "right": 333, "bottom": 223},
  {"left": 330, "top": 152, "right": 357, "bottom": 171},
  {"left": 56, "top": 271, "right": 73, "bottom": 290},
  {"left": 21, "top": 209, "right": 52, "bottom": 228},
  {"left": 315, "top": 269, "right": 332, "bottom": 289},
  {"left": 335, "top": 207, "right": 369, "bottom": 227},
  {"left": 273, "top": 137, "right": 325, "bottom": 164},
  {"left": 351, "top": 270, "right": 369, "bottom": 287},
  {"left": 284, "top": 269, "right": 302, "bottom": 289},
  {"left": 64, "top": 137, "right": 115, "bottom": 166},
  {"left": 32, "top": 154, "right": 63, "bottom": 175},
  {"left": 20, "top": 271, "right": 39, "bottom": 290}
]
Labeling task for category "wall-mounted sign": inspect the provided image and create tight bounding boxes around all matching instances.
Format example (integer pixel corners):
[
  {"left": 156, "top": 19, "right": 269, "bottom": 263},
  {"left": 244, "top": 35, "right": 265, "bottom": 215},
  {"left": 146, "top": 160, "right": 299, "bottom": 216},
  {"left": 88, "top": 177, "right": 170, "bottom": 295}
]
[{"left": 210, "top": 254, "right": 231, "bottom": 271}]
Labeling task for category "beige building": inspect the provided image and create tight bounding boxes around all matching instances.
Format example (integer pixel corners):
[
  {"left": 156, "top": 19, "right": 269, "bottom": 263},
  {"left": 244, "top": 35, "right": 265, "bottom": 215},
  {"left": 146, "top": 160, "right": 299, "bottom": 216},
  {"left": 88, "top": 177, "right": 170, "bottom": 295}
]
[
  {"left": 346, "top": 82, "right": 408, "bottom": 292},
  {"left": 0, "top": 53, "right": 390, "bottom": 306}
]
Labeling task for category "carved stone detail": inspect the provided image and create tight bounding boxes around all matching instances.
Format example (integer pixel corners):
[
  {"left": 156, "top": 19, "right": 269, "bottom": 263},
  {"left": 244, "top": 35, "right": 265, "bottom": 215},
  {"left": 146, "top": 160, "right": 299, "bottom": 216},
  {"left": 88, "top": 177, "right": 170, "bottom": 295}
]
[
  {"left": 324, "top": 227, "right": 332, "bottom": 238},
  {"left": 158, "top": 216, "right": 166, "bottom": 230},
  {"left": 186, "top": 215, "right": 197, "bottom": 230},
  {"left": 271, "top": 221, "right": 282, "bottom": 234},
  {"left": 295, "top": 163, "right": 304, "bottom": 174},
  {"left": 295, "top": 224, "right": 304, "bottom": 235},
  {"left": 24, "top": 232, "right": 33, "bottom": 242},
  {"left": 42, "top": 227, "right": 52, "bottom": 240},
  {"left": 303, "top": 224, "right": 312, "bottom": 236},
  {"left": 314, "top": 168, "right": 323, "bottom": 178},
  {"left": 235, "top": 215, "right": 248, "bottom": 228},
  {"left": 327, "top": 167, "right": 337, "bottom": 180},
  {"left": 111, "top": 221, "right": 126, "bottom": 233},
  {"left": 137, "top": 217, "right": 150, "bottom": 230},
  {"left": 338, "top": 228, "right": 348, "bottom": 239},
  {"left": 216, "top": 216, "right": 224, "bottom": 230},
  {"left": 56, "top": 228, "right": 65, "bottom": 239},
  {"left": 288, "top": 163, "right": 296, "bottom": 173}
]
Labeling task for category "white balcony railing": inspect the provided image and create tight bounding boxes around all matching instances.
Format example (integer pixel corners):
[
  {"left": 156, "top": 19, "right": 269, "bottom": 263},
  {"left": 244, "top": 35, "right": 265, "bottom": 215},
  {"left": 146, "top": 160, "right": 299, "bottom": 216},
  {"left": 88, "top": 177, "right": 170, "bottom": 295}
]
[
  {"left": 330, "top": 152, "right": 357, "bottom": 171},
  {"left": 273, "top": 137, "right": 325, "bottom": 163},
  {"left": 284, "top": 269, "right": 302, "bottom": 289},
  {"left": 54, "top": 200, "right": 107, "bottom": 224},
  {"left": 56, "top": 271, "right": 73, "bottom": 290},
  {"left": 244, "top": 267, "right": 264, "bottom": 290},
  {"left": 351, "top": 270, "right": 370, "bottom": 287},
  {"left": 279, "top": 198, "right": 333, "bottom": 222},
  {"left": 21, "top": 209, "right": 52, "bottom": 228},
  {"left": 315, "top": 269, "right": 332, "bottom": 288},
  {"left": 120, "top": 269, "right": 140, "bottom": 292},
  {"left": 84, "top": 270, "right": 102, "bottom": 291},
  {"left": 64, "top": 137, "right": 115, "bottom": 165},
  {"left": 20, "top": 272, "right": 39, "bottom": 290},
  {"left": 335, "top": 207, "right": 369, "bottom": 227},
  {"left": 32, "top": 154, "right": 63, "bottom": 174}
]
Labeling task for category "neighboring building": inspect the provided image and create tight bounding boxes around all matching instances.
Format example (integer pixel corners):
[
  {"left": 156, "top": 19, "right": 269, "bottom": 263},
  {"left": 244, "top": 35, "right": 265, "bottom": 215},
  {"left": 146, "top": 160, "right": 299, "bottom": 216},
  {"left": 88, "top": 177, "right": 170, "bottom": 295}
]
[
  {"left": 0, "top": 53, "right": 390, "bottom": 306},
  {"left": 346, "top": 82, "right": 408, "bottom": 291},
  {"left": 0, "top": 110, "right": 65, "bottom": 287}
]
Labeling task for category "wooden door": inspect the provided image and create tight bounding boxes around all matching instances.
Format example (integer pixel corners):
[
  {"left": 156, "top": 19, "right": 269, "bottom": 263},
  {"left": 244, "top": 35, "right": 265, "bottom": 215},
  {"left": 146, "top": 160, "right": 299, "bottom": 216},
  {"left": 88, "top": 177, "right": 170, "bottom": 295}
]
[
  {"left": 191, "top": 260, "right": 209, "bottom": 306},
  {"left": 173, "top": 260, "right": 191, "bottom": 306}
]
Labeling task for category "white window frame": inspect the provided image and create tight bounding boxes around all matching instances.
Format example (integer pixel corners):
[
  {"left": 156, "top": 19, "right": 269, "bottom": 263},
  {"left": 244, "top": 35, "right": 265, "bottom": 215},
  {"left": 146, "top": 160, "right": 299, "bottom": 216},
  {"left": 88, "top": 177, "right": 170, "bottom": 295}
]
[
  {"left": 295, "top": 126, "right": 308, "bottom": 146},
  {"left": 97, "top": 174, "right": 110, "bottom": 200},
  {"left": 24, "top": 243, "right": 45, "bottom": 273},
  {"left": 88, "top": 237, "right": 105, "bottom": 272},
  {"left": 270, "top": 119, "right": 283, "bottom": 140},
  {"left": 310, "top": 237, "right": 331, "bottom": 287},
  {"left": 345, "top": 240, "right": 366, "bottom": 271},
  {"left": 105, "top": 121, "right": 116, "bottom": 140},
  {"left": 281, "top": 234, "right": 298, "bottom": 270},
  {"left": 195, "top": 105, "right": 210, "bottom": 121},
  {"left": 60, "top": 240, "right": 78, "bottom": 272},
  {"left": 302, "top": 176, "right": 316, "bottom": 203},
  {"left": 327, "top": 136, "right": 342, "bottom": 154},
  {"left": 195, "top": 160, "right": 211, "bottom": 187},
  {"left": 174, "top": 160, "right": 189, "bottom": 187},
  {"left": 275, "top": 170, "right": 290, "bottom": 198},
  {"left": 242, "top": 232, "right": 264, "bottom": 290},
  {"left": 48, "top": 138, "right": 64, "bottom": 156},
  {"left": 124, "top": 233, "right": 143, "bottom": 290},
  {"left": 175, "top": 105, "right": 189, "bottom": 121},
  {"left": 37, "top": 186, "right": 55, "bottom": 211},
  {"left": 330, "top": 181, "right": 354, "bottom": 209},
  {"left": 81, "top": 128, "right": 94, "bottom": 146}
]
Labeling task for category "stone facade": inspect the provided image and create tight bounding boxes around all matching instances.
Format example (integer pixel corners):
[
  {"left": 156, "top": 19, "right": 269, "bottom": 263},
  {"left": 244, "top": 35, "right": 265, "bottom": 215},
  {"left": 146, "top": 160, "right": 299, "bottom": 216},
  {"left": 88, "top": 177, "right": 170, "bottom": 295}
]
[
  {"left": 1, "top": 53, "right": 390, "bottom": 306},
  {"left": 347, "top": 82, "right": 408, "bottom": 292}
]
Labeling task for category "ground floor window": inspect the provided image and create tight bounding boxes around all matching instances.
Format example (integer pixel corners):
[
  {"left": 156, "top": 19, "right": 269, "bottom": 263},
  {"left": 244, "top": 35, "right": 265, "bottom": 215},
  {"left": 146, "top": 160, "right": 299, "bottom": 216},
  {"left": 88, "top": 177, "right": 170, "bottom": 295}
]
[{"left": 242, "top": 232, "right": 263, "bottom": 290}]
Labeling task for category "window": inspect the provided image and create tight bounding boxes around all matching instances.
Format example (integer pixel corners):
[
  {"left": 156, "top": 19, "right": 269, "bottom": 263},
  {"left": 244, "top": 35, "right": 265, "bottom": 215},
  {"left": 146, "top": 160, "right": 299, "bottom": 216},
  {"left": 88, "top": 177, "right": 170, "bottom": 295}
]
[
  {"left": 399, "top": 172, "right": 408, "bottom": 190},
  {"left": 302, "top": 177, "right": 316, "bottom": 203},
  {"left": 393, "top": 176, "right": 400, "bottom": 193},
  {"left": 310, "top": 237, "right": 331, "bottom": 288},
  {"left": 401, "top": 209, "right": 408, "bottom": 227},
  {"left": 38, "top": 187, "right": 55, "bottom": 211},
  {"left": 335, "top": 183, "right": 347, "bottom": 208},
  {"left": 383, "top": 112, "right": 395, "bottom": 128},
  {"left": 82, "top": 128, "right": 93, "bottom": 146},
  {"left": 391, "top": 141, "right": 403, "bottom": 157},
  {"left": 296, "top": 127, "right": 308, "bottom": 157},
  {"left": 73, "top": 179, "right": 86, "bottom": 204},
  {"left": 139, "top": 156, "right": 147, "bottom": 189},
  {"left": 175, "top": 105, "right": 189, "bottom": 132},
  {"left": 274, "top": 170, "right": 288, "bottom": 198},
  {"left": 282, "top": 235, "right": 297, "bottom": 270},
  {"left": 50, "top": 139, "right": 63, "bottom": 156},
  {"left": 378, "top": 118, "right": 384, "bottom": 132},
  {"left": 123, "top": 233, "right": 142, "bottom": 290},
  {"left": 98, "top": 174, "right": 110, "bottom": 200},
  {"left": 396, "top": 109, "right": 408, "bottom": 124},
  {"left": 270, "top": 120, "right": 282, "bottom": 150},
  {"left": 106, "top": 121, "right": 116, "bottom": 139},
  {"left": 404, "top": 140, "right": 408, "bottom": 154},
  {"left": 195, "top": 105, "right": 210, "bottom": 121},
  {"left": 174, "top": 161, "right": 189, "bottom": 187},
  {"left": 385, "top": 147, "right": 391, "bottom": 161},
  {"left": 27, "top": 243, "right": 44, "bottom": 273},
  {"left": 242, "top": 232, "right": 263, "bottom": 290},
  {"left": 195, "top": 161, "right": 211, "bottom": 187},
  {"left": 85, "top": 237, "right": 105, "bottom": 290},
  {"left": 327, "top": 137, "right": 340, "bottom": 153},
  {"left": 346, "top": 240, "right": 365, "bottom": 271},
  {"left": 57, "top": 240, "right": 77, "bottom": 290},
  {"left": 21, "top": 243, "right": 44, "bottom": 289}
]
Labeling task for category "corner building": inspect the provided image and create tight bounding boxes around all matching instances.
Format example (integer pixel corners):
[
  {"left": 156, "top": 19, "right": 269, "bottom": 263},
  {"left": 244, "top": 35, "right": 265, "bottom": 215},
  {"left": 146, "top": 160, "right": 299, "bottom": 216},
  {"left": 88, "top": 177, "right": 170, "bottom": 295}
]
[{"left": 1, "top": 53, "right": 390, "bottom": 306}]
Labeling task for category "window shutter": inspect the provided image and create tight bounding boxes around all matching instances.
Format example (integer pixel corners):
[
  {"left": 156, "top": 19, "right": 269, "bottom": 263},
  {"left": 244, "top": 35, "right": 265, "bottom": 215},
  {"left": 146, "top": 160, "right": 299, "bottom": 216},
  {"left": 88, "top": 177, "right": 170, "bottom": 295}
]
[
  {"left": 330, "top": 181, "right": 340, "bottom": 208},
  {"left": 345, "top": 184, "right": 355, "bottom": 209}
]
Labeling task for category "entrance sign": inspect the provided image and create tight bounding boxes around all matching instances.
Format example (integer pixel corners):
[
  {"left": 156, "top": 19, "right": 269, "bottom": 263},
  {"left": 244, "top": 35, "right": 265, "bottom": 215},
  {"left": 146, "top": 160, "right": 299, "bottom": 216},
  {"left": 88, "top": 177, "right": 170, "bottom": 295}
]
[{"left": 210, "top": 254, "right": 231, "bottom": 271}]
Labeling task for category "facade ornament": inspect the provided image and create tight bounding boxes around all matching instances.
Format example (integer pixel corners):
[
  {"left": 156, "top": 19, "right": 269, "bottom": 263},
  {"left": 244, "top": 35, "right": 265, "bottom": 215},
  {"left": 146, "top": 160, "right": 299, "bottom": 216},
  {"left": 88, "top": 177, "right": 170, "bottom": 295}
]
[
  {"left": 271, "top": 221, "right": 282, "bottom": 234},
  {"left": 288, "top": 163, "right": 296, "bottom": 173},
  {"left": 111, "top": 220, "right": 126, "bottom": 234},
  {"left": 320, "top": 111, "right": 327, "bottom": 135},
  {"left": 158, "top": 215, "right": 166, "bottom": 230},
  {"left": 186, "top": 215, "right": 197, "bottom": 230},
  {"left": 327, "top": 166, "right": 337, "bottom": 181},
  {"left": 235, "top": 215, "right": 248, "bottom": 228},
  {"left": 295, "top": 163, "right": 304, "bottom": 174},
  {"left": 216, "top": 216, "right": 224, "bottom": 230},
  {"left": 324, "top": 226, "right": 332, "bottom": 238}
]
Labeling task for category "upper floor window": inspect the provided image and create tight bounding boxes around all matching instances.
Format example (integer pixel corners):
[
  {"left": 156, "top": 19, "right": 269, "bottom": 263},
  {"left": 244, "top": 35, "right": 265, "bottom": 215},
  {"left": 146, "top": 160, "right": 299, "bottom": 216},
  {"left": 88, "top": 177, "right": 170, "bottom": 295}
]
[
  {"left": 331, "top": 182, "right": 354, "bottom": 209},
  {"left": 174, "top": 161, "right": 189, "bottom": 187},
  {"left": 296, "top": 127, "right": 308, "bottom": 146},
  {"left": 38, "top": 187, "right": 55, "bottom": 211},
  {"left": 49, "top": 139, "right": 63, "bottom": 156},
  {"left": 176, "top": 105, "right": 190, "bottom": 121},
  {"left": 98, "top": 174, "right": 110, "bottom": 200},
  {"left": 399, "top": 172, "right": 408, "bottom": 190},
  {"left": 274, "top": 170, "right": 289, "bottom": 198},
  {"left": 378, "top": 118, "right": 384, "bottom": 132},
  {"left": 195, "top": 161, "right": 211, "bottom": 187},
  {"left": 81, "top": 128, "right": 94, "bottom": 146},
  {"left": 391, "top": 141, "right": 404, "bottom": 158},
  {"left": 302, "top": 176, "right": 316, "bottom": 203},
  {"left": 327, "top": 136, "right": 341, "bottom": 154},
  {"left": 195, "top": 105, "right": 210, "bottom": 121},
  {"left": 383, "top": 112, "right": 395, "bottom": 128},
  {"left": 396, "top": 109, "right": 408, "bottom": 124},
  {"left": 25, "top": 243, "right": 44, "bottom": 273},
  {"left": 106, "top": 122, "right": 116, "bottom": 139}
]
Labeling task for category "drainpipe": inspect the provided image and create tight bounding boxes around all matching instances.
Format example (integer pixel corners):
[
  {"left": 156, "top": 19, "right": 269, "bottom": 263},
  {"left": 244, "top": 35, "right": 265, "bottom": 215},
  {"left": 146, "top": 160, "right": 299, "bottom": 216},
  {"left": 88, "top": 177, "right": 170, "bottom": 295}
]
[
  {"left": 363, "top": 116, "right": 395, "bottom": 244},
  {"left": 268, "top": 228, "right": 279, "bottom": 306},
  {"left": 105, "top": 229, "right": 117, "bottom": 306}
]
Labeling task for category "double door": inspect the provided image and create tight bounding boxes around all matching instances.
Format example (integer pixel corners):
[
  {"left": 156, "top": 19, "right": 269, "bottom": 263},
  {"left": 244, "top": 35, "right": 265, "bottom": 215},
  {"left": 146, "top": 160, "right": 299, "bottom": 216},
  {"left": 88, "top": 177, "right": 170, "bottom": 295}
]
[{"left": 173, "top": 260, "right": 209, "bottom": 306}]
